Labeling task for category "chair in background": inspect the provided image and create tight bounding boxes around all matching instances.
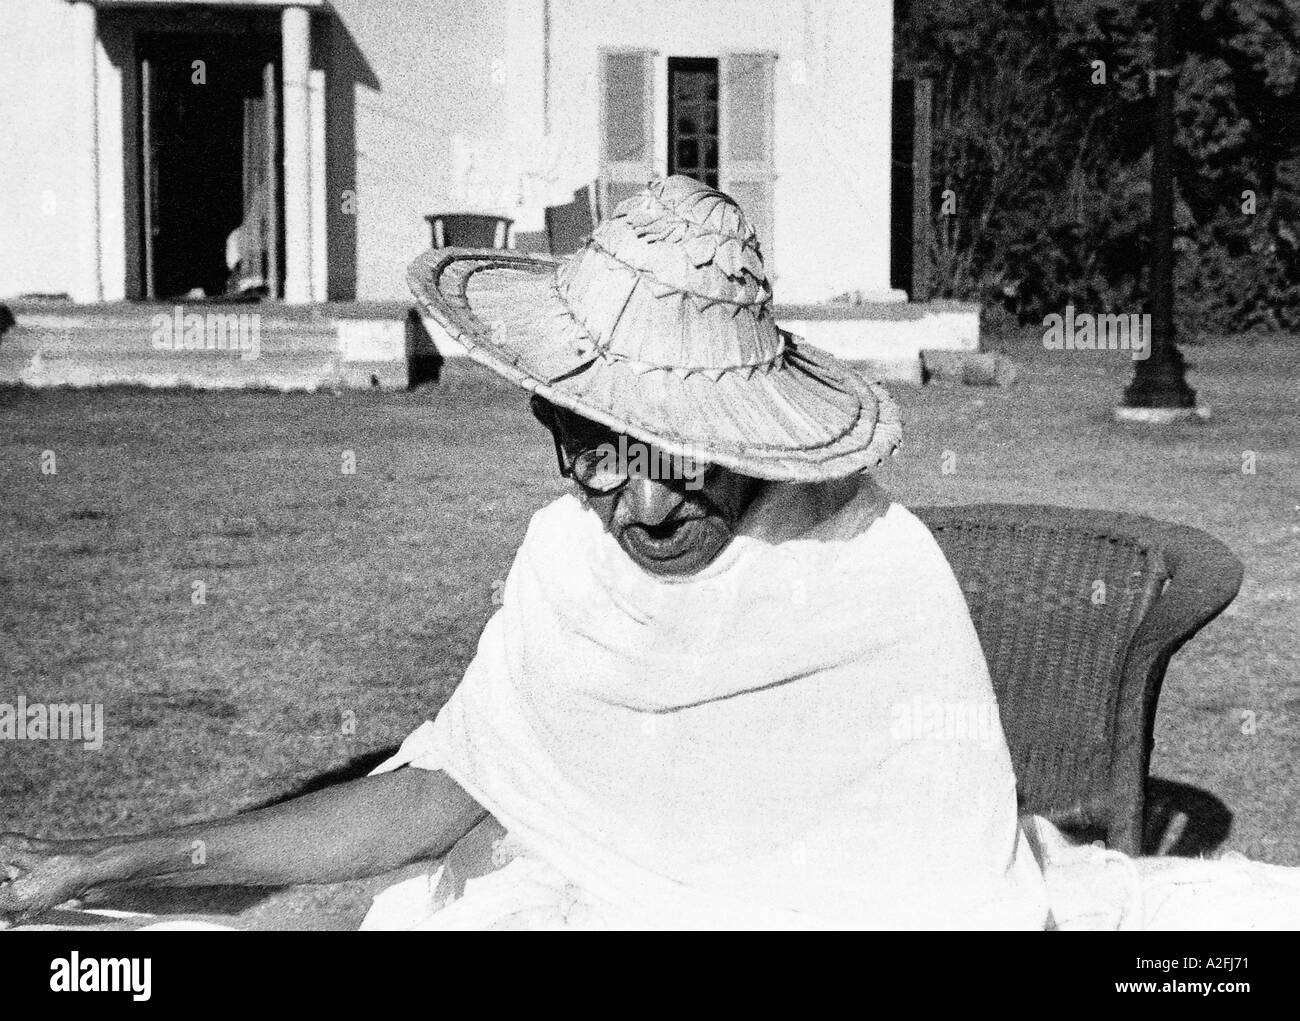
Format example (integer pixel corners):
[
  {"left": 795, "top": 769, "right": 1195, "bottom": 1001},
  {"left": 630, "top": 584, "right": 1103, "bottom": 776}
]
[
  {"left": 544, "top": 183, "right": 602, "bottom": 255},
  {"left": 425, "top": 213, "right": 514, "bottom": 250},
  {"left": 910, "top": 503, "right": 1243, "bottom": 855}
]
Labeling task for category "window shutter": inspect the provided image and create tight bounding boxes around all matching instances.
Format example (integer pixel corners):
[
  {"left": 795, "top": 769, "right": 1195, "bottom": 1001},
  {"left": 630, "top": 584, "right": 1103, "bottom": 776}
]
[
  {"left": 598, "top": 47, "right": 656, "bottom": 215},
  {"left": 719, "top": 51, "right": 776, "bottom": 276}
]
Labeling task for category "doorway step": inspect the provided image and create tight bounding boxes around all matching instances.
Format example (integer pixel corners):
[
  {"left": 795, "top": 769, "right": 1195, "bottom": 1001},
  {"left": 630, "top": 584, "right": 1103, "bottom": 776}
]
[{"left": 0, "top": 301, "right": 430, "bottom": 391}]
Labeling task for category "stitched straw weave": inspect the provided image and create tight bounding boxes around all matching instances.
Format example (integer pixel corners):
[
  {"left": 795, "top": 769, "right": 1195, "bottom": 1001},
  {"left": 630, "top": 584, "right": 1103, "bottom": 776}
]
[{"left": 409, "top": 175, "right": 902, "bottom": 482}]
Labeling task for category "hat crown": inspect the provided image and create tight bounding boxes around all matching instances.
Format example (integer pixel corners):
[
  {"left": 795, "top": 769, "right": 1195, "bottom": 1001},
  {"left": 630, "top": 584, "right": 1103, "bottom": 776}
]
[
  {"left": 406, "top": 172, "right": 903, "bottom": 482},
  {"left": 605, "top": 176, "right": 770, "bottom": 303},
  {"left": 554, "top": 176, "right": 781, "bottom": 374}
]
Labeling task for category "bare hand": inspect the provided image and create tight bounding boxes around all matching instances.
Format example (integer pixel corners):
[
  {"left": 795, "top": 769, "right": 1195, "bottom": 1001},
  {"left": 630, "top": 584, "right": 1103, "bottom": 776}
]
[{"left": 0, "top": 833, "right": 94, "bottom": 925}]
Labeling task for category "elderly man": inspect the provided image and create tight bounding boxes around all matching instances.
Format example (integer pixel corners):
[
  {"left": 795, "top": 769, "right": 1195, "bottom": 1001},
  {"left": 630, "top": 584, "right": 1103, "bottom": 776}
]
[{"left": 2, "top": 178, "right": 1294, "bottom": 930}]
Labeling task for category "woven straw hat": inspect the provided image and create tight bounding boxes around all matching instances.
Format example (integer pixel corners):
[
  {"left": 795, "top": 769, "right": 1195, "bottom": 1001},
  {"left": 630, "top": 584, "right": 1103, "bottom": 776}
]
[{"left": 407, "top": 175, "right": 902, "bottom": 482}]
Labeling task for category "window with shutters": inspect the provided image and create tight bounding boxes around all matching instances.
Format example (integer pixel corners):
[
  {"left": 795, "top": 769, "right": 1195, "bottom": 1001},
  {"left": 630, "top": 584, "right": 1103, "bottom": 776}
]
[
  {"left": 598, "top": 48, "right": 656, "bottom": 213},
  {"left": 667, "top": 58, "right": 719, "bottom": 189},
  {"left": 598, "top": 48, "right": 775, "bottom": 273},
  {"left": 720, "top": 51, "right": 776, "bottom": 272}
]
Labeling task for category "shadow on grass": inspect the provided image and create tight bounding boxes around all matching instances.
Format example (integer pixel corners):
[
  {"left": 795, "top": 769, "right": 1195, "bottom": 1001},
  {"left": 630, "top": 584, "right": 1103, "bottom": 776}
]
[
  {"left": 1057, "top": 778, "right": 1232, "bottom": 855},
  {"left": 1143, "top": 777, "right": 1233, "bottom": 857},
  {"left": 1019, "top": 775, "right": 1232, "bottom": 858},
  {"left": 269, "top": 744, "right": 403, "bottom": 800},
  {"left": 85, "top": 882, "right": 278, "bottom": 917}
]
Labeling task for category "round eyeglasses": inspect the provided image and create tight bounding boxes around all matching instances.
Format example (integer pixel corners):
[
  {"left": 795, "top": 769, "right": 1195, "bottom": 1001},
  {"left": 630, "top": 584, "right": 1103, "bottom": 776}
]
[{"left": 548, "top": 429, "right": 709, "bottom": 495}]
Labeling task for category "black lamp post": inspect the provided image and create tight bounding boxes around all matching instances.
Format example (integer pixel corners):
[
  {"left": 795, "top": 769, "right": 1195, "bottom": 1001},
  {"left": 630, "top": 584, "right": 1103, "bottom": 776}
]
[{"left": 1118, "top": 0, "right": 1199, "bottom": 417}]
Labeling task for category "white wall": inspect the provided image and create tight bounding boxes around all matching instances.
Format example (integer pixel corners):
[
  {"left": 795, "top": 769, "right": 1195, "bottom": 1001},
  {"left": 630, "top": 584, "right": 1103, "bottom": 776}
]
[
  {"left": 327, "top": 0, "right": 511, "bottom": 300},
  {"left": 498, "top": 0, "right": 897, "bottom": 303},
  {"left": 0, "top": 0, "right": 895, "bottom": 305},
  {"left": 348, "top": 0, "right": 898, "bottom": 303},
  {"left": 0, "top": 0, "right": 97, "bottom": 301}
]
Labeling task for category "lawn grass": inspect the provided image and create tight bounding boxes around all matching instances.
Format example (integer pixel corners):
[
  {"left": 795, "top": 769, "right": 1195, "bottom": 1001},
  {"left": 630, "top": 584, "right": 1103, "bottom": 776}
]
[{"left": 1, "top": 330, "right": 1297, "bottom": 928}]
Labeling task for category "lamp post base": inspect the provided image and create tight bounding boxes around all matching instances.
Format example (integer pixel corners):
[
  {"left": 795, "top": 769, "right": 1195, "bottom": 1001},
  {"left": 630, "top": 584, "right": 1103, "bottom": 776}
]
[{"left": 1112, "top": 404, "right": 1211, "bottom": 425}]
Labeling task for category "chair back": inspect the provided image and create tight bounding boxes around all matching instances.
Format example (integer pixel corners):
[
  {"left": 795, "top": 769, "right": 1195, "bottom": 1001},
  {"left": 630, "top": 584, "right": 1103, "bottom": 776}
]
[
  {"left": 911, "top": 504, "right": 1241, "bottom": 851},
  {"left": 545, "top": 187, "right": 597, "bottom": 256},
  {"left": 425, "top": 213, "right": 513, "bottom": 250}
]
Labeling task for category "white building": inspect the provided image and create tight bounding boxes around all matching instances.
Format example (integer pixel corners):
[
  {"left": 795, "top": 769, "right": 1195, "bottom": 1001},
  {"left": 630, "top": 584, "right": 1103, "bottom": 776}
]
[{"left": 0, "top": 0, "right": 901, "bottom": 306}]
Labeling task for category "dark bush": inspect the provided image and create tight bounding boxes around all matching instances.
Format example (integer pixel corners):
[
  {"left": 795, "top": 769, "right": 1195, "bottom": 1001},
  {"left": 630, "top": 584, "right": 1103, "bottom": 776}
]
[{"left": 897, "top": 0, "right": 1300, "bottom": 335}]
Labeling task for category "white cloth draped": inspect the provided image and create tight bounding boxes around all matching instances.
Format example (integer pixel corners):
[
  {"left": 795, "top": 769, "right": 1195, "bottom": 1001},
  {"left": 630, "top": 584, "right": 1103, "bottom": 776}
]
[
  {"left": 362, "top": 481, "right": 1300, "bottom": 930},
  {"left": 368, "top": 479, "right": 1051, "bottom": 929}
]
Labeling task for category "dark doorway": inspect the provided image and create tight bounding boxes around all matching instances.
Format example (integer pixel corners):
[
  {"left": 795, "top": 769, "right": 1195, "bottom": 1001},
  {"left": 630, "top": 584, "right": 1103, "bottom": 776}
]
[
  {"left": 668, "top": 57, "right": 719, "bottom": 189},
  {"left": 890, "top": 76, "right": 933, "bottom": 301},
  {"left": 890, "top": 77, "right": 915, "bottom": 296},
  {"left": 138, "top": 32, "right": 281, "bottom": 300}
]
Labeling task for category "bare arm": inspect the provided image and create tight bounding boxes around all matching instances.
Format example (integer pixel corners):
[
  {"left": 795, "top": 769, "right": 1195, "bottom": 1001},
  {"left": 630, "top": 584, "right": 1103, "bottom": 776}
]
[{"left": 0, "top": 768, "right": 484, "bottom": 919}]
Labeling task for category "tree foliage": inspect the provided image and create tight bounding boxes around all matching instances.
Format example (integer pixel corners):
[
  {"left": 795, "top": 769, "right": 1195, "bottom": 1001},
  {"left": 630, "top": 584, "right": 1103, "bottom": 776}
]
[{"left": 896, "top": 0, "right": 1300, "bottom": 333}]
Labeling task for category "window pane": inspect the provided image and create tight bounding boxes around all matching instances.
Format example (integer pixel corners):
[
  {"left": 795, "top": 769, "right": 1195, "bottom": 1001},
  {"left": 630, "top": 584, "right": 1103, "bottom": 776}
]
[
  {"left": 604, "top": 52, "right": 648, "bottom": 162},
  {"left": 724, "top": 55, "right": 768, "bottom": 160},
  {"left": 668, "top": 57, "right": 720, "bottom": 185}
]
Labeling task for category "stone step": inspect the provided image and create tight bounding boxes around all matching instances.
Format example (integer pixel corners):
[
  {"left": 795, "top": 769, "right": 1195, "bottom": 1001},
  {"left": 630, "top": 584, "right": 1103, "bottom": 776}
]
[{"left": 0, "top": 306, "right": 406, "bottom": 390}]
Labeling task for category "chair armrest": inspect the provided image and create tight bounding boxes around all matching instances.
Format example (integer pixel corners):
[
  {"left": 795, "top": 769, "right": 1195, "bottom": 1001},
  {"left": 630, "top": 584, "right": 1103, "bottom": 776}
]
[
  {"left": 1125, "top": 523, "right": 1243, "bottom": 674},
  {"left": 1108, "top": 522, "right": 1243, "bottom": 852}
]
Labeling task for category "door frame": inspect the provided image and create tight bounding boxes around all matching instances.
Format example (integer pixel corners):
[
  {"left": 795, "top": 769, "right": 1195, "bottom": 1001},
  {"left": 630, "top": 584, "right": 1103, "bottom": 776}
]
[{"left": 132, "top": 18, "right": 283, "bottom": 300}]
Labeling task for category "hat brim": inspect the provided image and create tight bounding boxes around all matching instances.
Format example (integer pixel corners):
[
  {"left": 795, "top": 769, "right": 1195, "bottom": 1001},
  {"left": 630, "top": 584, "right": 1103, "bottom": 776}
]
[{"left": 408, "top": 247, "right": 902, "bottom": 483}]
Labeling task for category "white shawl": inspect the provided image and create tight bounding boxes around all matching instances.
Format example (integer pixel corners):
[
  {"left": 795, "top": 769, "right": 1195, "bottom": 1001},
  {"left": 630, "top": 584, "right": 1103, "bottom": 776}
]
[{"left": 372, "top": 479, "right": 1050, "bottom": 929}]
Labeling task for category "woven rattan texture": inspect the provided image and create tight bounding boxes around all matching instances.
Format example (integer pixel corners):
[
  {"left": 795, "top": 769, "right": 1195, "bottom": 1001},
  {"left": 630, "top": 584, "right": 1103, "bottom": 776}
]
[{"left": 914, "top": 504, "right": 1243, "bottom": 853}]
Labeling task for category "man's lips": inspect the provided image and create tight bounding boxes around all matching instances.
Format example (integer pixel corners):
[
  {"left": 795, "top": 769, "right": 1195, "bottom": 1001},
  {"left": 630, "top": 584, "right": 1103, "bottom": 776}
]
[{"left": 619, "top": 516, "right": 712, "bottom": 561}]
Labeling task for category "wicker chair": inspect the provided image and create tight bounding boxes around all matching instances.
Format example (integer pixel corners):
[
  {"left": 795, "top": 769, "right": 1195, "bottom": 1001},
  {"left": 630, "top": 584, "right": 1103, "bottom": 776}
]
[
  {"left": 424, "top": 213, "right": 513, "bottom": 250},
  {"left": 544, "top": 184, "right": 601, "bottom": 255},
  {"left": 911, "top": 504, "right": 1243, "bottom": 855}
]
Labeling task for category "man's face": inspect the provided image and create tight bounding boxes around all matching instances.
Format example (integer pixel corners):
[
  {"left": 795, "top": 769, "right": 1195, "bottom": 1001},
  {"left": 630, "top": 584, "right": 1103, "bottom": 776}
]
[{"left": 536, "top": 399, "right": 762, "bottom": 577}]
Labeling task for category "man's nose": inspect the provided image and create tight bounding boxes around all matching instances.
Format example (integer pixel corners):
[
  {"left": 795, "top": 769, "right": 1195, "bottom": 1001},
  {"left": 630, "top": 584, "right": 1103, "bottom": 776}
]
[{"left": 619, "top": 477, "right": 686, "bottom": 526}]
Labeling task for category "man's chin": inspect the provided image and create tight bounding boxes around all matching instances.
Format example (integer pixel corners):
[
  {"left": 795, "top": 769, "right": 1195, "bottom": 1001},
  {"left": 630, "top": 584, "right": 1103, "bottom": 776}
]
[{"left": 617, "top": 518, "right": 733, "bottom": 577}]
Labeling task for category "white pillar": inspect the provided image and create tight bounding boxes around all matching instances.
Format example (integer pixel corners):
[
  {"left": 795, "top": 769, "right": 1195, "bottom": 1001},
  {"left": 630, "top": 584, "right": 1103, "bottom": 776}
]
[
  {"left": 97, "top": 21, "right": 127, "bottom": 301},
  {"left": 504, "top": 0, "right": 550, "bottom": 225},
  {"left": 70, "top": 0, "right": 101, "bottom": 302},
  {"left": 309, "top": 67, "right": 328, "bottom": 301},
  {"left": 861, "top": 0, "right": 902, "bottom": 300},
  {"left": 282, "top": 6, "right": 313, "bottom": 303}
]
